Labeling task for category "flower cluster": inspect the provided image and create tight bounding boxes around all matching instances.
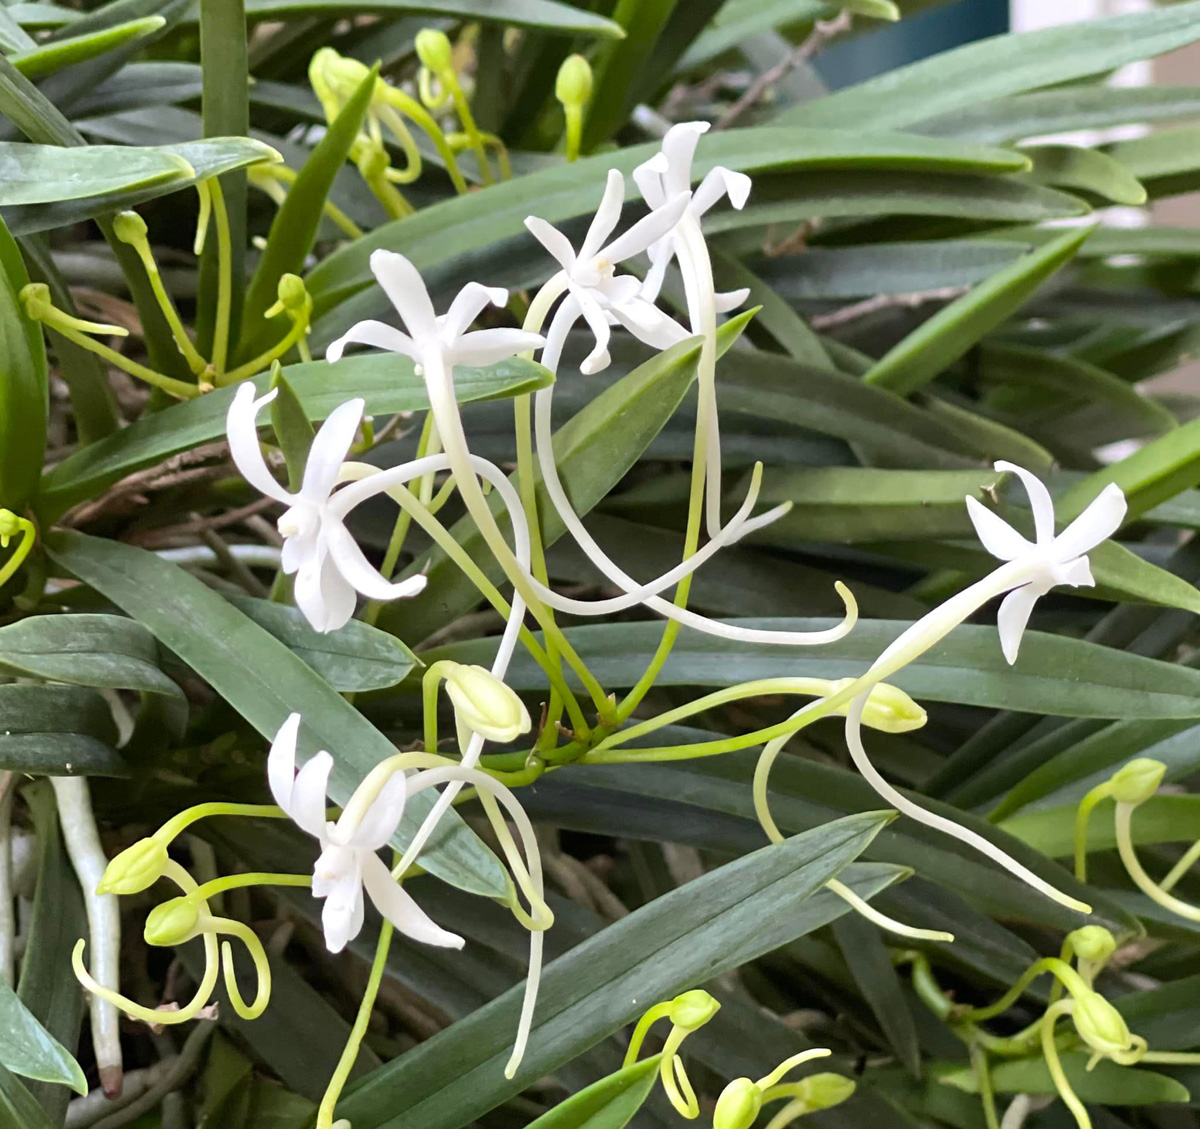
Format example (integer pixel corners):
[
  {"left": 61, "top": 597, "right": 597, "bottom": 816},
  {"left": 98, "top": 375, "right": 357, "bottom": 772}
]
[{"left": 75, "top": 120, "right": 1135, "bottom": 1128}]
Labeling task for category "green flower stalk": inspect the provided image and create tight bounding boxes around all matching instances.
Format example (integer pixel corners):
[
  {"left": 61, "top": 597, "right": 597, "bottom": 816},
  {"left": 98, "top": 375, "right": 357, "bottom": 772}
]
[
  {"left": 715, "top": 1058, "right": 854, "bottom": 1129},
  {"left": 415, "top": 28, "right": 496, "bottom": 184},
  {"left": 248, "top": 163, "right": 364, "bottom": 239},
  {"left": 0, "top": 510, "right": 36, "bottom": 591},
  {"left": 19, "top": 283, "right": 201, "bottom": 400},
  {"left": 219, "top": 273, "right": 314, "bottom": 383},
  {"left": 310, "top": 47, "right": 468, "bottom": 196},
  {"left": 624, "top": 990, "right": 721, "bottom": 1117}
]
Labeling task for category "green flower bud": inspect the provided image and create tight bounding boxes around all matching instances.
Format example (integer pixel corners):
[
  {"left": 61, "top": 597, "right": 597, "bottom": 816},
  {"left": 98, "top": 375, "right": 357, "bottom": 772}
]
[
  {"left": 1069, "top": 926, "right": 1117, "bottom": 965},
  {"left": 415, "top": 28, "right": 454, "bottom": 74},
  {"left": 1073, "top": 991, "right": 1133, "bottom": 1059},
  {"left": 267, "top": 274, "right": 312, "bottom": 319},
  {"left": 1109, "top": 759, "right": 1166, "bottom": 805},
  {"left": 714, "top": 1078, "right": 761, "bottom": 1129},
  {"left": 0, "top": 511, "right": 21, "bottom": 542},
  {"left": 144, "top": 897, "right": 201, "bottom": 946},
  {"left": 555, "top": 54, "right": 593, "bottom": 107},
  {"left": 444, "top": 664, "right": 532, "bottom": 745},
  {"left": 668, "top": 989, "right": 720, "bottom": 1031},
  {"left": 355, "top": 141, "right": 392, "bottom": 182},
  {"left": 19, "top": 283, "right": 53, "bottom": 321},
  {"left": 829, "top": 678, "right": 926, "bottom": 733},
  {"left": 98, "top": 838, "right": 170, "bottom": 895},
  {"left": 799, "top": 1073, "right": 856, "bottom": 1111},
  {"left": 112, "top": 211, "right": 149, "bottom": 246}
]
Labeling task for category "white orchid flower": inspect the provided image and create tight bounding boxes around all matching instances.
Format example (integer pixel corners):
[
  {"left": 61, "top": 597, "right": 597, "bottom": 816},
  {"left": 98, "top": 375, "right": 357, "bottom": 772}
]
[
  {"left": 226, "top": 384, "right": 427, "bottom": 633},
  {"left": 326, "top": 251, "right": 544, "bottom": 375},
  {"left": 966, "top": 461, "right": 1126, "bottom": 664},
  {"left": 830, "top": 462, "right": 1127, "bottom": 915},
  {"left": 632, "top": 121, "right": 752, "bottom": 312},
  {"left": 267, "top": 714, "right": 463, "bottom": 955},
  {"left": 524, "top": 169, "right": 690, "bottom": 374}
]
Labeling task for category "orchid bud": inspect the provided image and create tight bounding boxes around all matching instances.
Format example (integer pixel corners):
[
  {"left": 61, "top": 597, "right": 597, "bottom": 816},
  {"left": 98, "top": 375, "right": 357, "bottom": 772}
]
[
  {"left": 20, "top": 283, "right": 53, "bottom": 322},
  {"left": 714, "top": 1078, "right": 761, "bottom": 1129},
  {"left": 799, "top": 1073, "right": 856, "bottom": 1111},
  {"left": 828, "top": 678, "right": 926, "bottom": 733},
  {"left": 555, "top": 54, "right": 593, "bottom": 108},
  {"left": 1073, "top": 991, "right": 1133, "bottom": 1059},
  {"left": 1069, "top": 926, "right": 1117, "bottom": 965},
  {"left": 1109, "top": 759, "right": 1166, "bottom": 805},
  {"left": 415, "top": 28, "right": 454, "bottom": 74},
  {"left": 113, "top": 211, "right": 149, "bottom": 246},
  {"left": 144, "top": 897, "right": 202, "bottom": 946},
  {"left": 266, "top": 274, "right": 312, "bottom": 320},
  {"left": 668, "top": 989, "right": 720, "bottom": 1031},
  {"left": 356, "top": 141, "right": 391, "bottom": 182},
  {"left": 0, "top": 510, "right": 21, "bottom": 545},
  {"left": 97, "top": 837, "right": 169, "bottom": 895},
  {"left": 444, "top": 663, "right": 532, "bottom": 745}
]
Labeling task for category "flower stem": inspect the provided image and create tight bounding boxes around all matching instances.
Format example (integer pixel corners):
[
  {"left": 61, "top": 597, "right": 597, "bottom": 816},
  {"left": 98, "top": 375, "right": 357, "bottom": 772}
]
[
  {"left": 0, "top": 516, "right": 36, "bottom": 590},
  {"left": 126, "top": 241, "right": 207, "bottom": 375},
  {"left": 1041, "top": 1001, "right": 1090, "bottom": 1129},
  {"left": 1115, "top": 801, "right": 1200, "bottom": 922},
  {"left": 317, "top": 920, "right": 393, "bottom": 1129},
  {"left": 209, "top": 178, "right": 234, "bottom": 380},
  {"left": 52, "top": 324, "right": 201, "bottom": 400}
]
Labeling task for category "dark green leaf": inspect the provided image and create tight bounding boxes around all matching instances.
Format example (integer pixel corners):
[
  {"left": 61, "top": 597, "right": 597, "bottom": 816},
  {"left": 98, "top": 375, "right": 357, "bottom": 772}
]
[
  {"left": 0, "top": 684, "right": 123, "bottom": 775},
  {"left": 939, "top": 1055, "right": 1189, "bottom": 1104},
  {"left": 9, "top": 15, "right": 162, "bottom": 79},
  {"left": 1021, "top": 144, "right": 1147, "bottom": 206},
  {"left": 0, "top": 613, "right": 180, "bottom": 696},
  {"left": 521, "top": 1054, "right": 662, "bottom": 1129}
]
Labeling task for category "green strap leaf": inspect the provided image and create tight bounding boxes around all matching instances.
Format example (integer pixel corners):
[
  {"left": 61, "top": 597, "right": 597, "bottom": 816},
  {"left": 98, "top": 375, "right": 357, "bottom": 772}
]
[
  {"left": 788, "top": 0, "right": 1200, "bottom": 130},
  {"left": 335, "top": 813, "right": 897, "bottom": 1129},
  {"left": 1021, "top": 143, "right": 1147, "bottom": 207},
  {"left": 524, "top": 1055, "right": 662, "bottom": 1129},
  {"left": 0, "top": 214, "right": 45, "bottom": 510},
  {"left": 864, "top": 226, "right": 1094, "bottom": 397},
  {"left": 9, "top": 16, "right": 163, "bottom": 80},
  {"left": 0, "top": 980, "right": 85, "bottom": 1094},
  {"left": 44, "top": 530, "right": 508, "bottom": 898},
  {"left": 38, "top": 354, "right": 553, "bottom": 522},
  {"left": 0, "top": 613, "right": 181, "bottom": 696},
  {"left": 0, "top": 684, "right": 124, "bottom": 776}
]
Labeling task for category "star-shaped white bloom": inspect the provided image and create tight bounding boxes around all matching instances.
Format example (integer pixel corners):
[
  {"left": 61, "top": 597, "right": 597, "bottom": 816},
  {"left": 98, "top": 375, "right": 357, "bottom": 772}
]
[
  {"left": 966, "top": 461, "right": 1127, "bottom": 664},
  {"left": 226, "top": 385, "right": 427, "bottom": 634},
  {"left": 326, "top": 250, "right": 545, "bottom": 372},
  {"left": 525, "top": 169, "right": 690, "bottom": 374},
  {"left": 632, "top": 121, "right": 752, "bottom": 312},
  {"left": 267, "top": 714, "right": 463, "bottom": 955}
]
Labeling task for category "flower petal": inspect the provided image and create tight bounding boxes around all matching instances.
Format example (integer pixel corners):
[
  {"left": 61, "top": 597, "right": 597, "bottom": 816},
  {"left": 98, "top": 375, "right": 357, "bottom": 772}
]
[
  {"left": 576, "top": 290, "right": 612, "bottom": 374},
  {"left": 266, "top": 712, "right": 302, "bottom": 813},
  {"left": 226, "top": 383, "right": 293, "bottom": 504},
  {"left": 995, "top": 461, "right": 1056, "bottom": 545},
  {"left": 639, "top": 247, "right": 671, "bottom": 305},
  {"left": 539, "top": 295, "right": 579, "bottom": 374},
  {"left": 295, "top": 548, "right": 358, "bottom": 633},
  {"left": 369, "top": 250, "right": 438, "bottom": 344},
  {"left": 692, "top": 167, "right": 751, "bottom": 216},
  {"left": 325, "top": 522, "right": 428, "bottom": 602},
  {"left": 325, "top": 319, "right": 418, "bottom": 364},
  {"left": 523, "top": 217, "right": 575, "bottom": 271},
  {"left": 440, "top": 281, "right": 508, "bottom": 342},
  {"left": 1052, "top": 482, "right": 1127, "bottom": 562},
  {"left": 632, "top": 151, "right": 669, "bottom": 209},
  {"left": 602, "top": 191, "right": 690, "bottom": 265},
  {"left": 713, "top": 287, "right": 751, "bottom": 313},
  {"left": 965, "top": 495, "right": 1033, "bottom": 562},
  {"left": 360, "top": 853, "right": 464, "bottom": 949},
  {"left": 661, "top": 121, "right": 708, "bottom": 195},
  {"left": 450, "top": 328, "right": 546, "bottom": 368},
  {"left": 579, "top": 169, "right": 625, "bottom": 262},
  {"left": 301, "top": 398, "right": 364, "bottom": 503},
  {"left": 997, "top": 583, "right": 1041, "bottom": 665},
  {"left": 290, "top": 749, "right": 334, "bottom": 839},
  {"left": 321, "top": 867, "right": 365, "bottom": 954},
  {"left": 347, "top": 772, "right": 408, "bottom": 849},
  {"left": 607, "top": 296, "right": 688, "bottom": 352}
]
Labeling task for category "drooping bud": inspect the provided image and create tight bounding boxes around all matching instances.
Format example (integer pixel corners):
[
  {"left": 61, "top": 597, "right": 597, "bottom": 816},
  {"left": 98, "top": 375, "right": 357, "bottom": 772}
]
[
  {"left": 144, "top": 896, "right": 202, "bottom": 946},
  {"left": 19, "top": 282, "right": 53, "bottom": 322},
  {"left": 668, "top": 989, "right": 720, "bottom": 1031},
  {"left": 713, "top": 1078, "right": 761, "bottom": 1129},
  {"left": 415, "top": 28, "right": 454, "bottom": 74},
  {"left": 828, "top": 678, "right": 926, "bottom": 733},
  {"left": 444, "top": 663, "right": 532, "bottom": 746},
  {"left": 555, "top": 54, "right": 593, "bottom": 108},
  {"left": 1069, "top": 925, "right": 1117, "bottom": 965},
  {"left": 0, "top": 510, "right": 22, "bottom": 546},
  {"left": 266, "top": 274, "right": 312, "bottom": 320},
  {"left": 97, "top": 838, "right": 170, "bottom": 896},
  {"left": 113, "top": 211, "right": 149, "bottom": 246},
  {"left": 1073, "top": 991, "right": 1133, "bottom": 1059},
  {"left": 798, "top": 1073, "right": 856, "bottom": 1111},
  {"left": 1109, "top": 759, "right": 1166, "bottom": 805}
]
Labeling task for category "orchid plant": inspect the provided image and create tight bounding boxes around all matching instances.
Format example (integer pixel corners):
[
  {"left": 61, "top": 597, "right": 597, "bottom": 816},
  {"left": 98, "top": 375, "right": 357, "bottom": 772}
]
[{"left": 72, "top": 120, "right": 1144, "bottom": 1127}]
